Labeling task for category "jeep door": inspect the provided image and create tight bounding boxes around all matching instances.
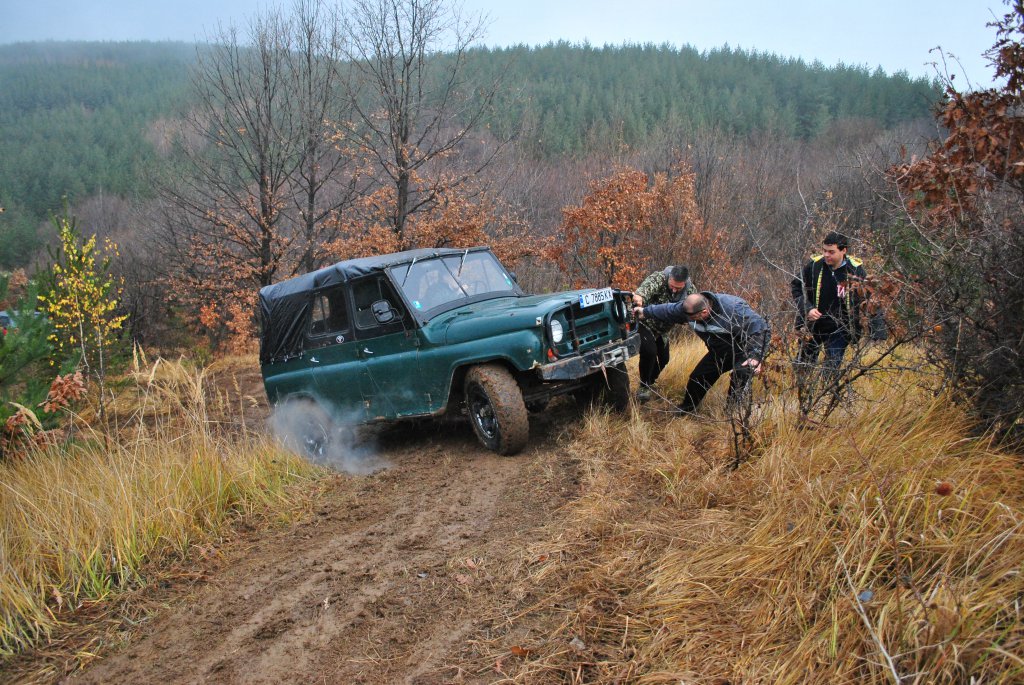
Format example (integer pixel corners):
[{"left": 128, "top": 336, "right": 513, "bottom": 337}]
[
  {"left": 348, "top": 274, "right": 426, "bottom": 419},
  {"left": 306, "top": 284, "right": 366, "bottom": 422}
]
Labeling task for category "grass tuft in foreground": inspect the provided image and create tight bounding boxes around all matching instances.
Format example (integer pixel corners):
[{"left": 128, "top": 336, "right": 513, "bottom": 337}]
[
  {"left": 0, "top": 356, "right": 317, "bottom": 659},
  {"left": 495, "top": 340, "right": 1024, "bottom": 683}
]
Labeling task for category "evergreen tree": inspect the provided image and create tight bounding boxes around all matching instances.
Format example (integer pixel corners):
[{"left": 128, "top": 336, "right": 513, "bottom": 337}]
[
  {"left": 0, "top": 273, "right": 55, "bottom": 456},
  {"left": 0, "top": 274, "right": 51, "bottom": 390}
]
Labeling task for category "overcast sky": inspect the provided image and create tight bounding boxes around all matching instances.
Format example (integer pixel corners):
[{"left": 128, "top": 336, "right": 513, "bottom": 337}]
[{"left": 1, "top": 0, "right": 1004, "bottom": 88}]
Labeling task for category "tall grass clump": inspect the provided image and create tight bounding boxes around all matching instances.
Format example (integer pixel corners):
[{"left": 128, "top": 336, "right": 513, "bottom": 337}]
[
  {"left": 0, "top": 356, "right": 317, "bottom": 658},
  {"left": 498, "top": 339, "right": 1024, "bottom": 683}
]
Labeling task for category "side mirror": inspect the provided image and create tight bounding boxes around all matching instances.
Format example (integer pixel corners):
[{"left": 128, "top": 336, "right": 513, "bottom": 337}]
[{"left": 371, "top": 299, "right": 397, "bottom": 324}]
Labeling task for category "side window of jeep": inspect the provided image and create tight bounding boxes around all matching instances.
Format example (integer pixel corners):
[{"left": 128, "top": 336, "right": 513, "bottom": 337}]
[
  {"left": 350, "top": 276, "right": 407, "bottom": 339},
  {"left": 308, "top": 286, "right": 351, "bottom": 348}
]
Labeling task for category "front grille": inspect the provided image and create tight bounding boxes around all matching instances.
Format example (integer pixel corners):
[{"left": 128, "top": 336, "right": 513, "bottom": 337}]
[{"left": 552, "top": 299, "right": 621, "bottom": 355}]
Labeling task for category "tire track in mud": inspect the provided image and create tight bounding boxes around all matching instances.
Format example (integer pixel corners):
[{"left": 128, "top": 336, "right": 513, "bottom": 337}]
[{"left": 67, "top": 414, "right": 580, "bottom": 685}]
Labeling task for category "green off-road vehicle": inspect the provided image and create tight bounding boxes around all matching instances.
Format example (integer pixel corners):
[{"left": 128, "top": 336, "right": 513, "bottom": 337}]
[{"left": 259, "top": 247, "right": 639, "bottom": 456}]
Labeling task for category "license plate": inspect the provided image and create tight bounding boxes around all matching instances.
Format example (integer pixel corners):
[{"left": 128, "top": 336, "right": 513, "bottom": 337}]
[{"left": 579, "top": 287, "right": 613, "bottom": 308}]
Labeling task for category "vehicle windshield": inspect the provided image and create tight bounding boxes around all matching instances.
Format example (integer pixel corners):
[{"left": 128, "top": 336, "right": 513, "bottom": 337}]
[{"left": 394, "top": 251, "right": 516, "bottom": 313}]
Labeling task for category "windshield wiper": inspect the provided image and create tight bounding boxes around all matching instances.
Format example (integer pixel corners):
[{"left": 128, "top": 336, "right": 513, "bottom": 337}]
[
  {"left": 400, "top": 256, "right": 418, "bottom": 288},
  {"left": 457, "top": 249, "right": 469, "bottom": 277}
]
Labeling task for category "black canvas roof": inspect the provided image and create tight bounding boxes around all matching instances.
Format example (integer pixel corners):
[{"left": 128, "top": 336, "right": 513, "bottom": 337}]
[{"left": 258, "top": 247, "right": 490, "bottom": 364}]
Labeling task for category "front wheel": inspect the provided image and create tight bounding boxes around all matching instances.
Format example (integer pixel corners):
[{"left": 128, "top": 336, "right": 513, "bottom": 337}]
[
  {"left": 600, "top": 362, "right": 631, "bottom": 411},
  {"left": 464, "top": 364, "right": 530, "bottom": 455},
  {"left": 574, "top": 363, "right": 631, "bottom": 413}
]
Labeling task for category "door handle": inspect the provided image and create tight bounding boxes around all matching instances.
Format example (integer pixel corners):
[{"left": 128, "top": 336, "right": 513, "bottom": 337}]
[
  {"left": 362, "top": 347, "right": 374, "bottom": 356},
  {"left": 309, "top": 356, "right": 319, "bottom": 363}
]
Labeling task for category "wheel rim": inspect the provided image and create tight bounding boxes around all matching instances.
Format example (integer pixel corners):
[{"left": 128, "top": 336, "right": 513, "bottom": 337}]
[
  {"left": 301, "top": 418, "right": 330, "bottom": 457},
  {"left": 469, "top": 387, "right": 499, "bottom": 441}
]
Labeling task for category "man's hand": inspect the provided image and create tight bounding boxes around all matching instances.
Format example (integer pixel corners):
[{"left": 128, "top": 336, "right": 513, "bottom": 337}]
[
  {"left": 632, "top": 293, "right": 644, "bottom": 307},
  {"left": 807, "top": 307, "right": 822, "bottom": 322},
  {"left": 742, "top": 358, "right": 762, "bottom": 374},
  {"left": 632, "top": 307, "right": 645, "bottom": 320}
]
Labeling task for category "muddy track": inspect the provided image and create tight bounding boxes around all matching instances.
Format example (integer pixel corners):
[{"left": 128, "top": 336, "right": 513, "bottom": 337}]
[{"left": 61, "top": 409, "right": 580, "bottom": 685}]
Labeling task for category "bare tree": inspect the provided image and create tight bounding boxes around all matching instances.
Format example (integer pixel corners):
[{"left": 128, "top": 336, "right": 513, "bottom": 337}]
[
  {"left": 154, "top": 2, "right": 367, "bottom": 345},
  {"left": 341, "top": 0, "right": 506, "bottom": 240},
  {"left": 287, "top": 0, "right": 361, "bottom": 274},
  {"left": 163, "top": 12, "right": 299, "bottom": 290},
  {"left": 888, "top": 1, "right": 1024, "bottom": 444}
]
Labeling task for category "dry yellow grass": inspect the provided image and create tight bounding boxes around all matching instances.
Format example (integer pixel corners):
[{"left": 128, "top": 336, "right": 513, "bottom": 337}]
[
  {"left": 0, "top": 356, "right": 317, "bottom": 658},
  {"left": 500, "top": 338, "right": 1024, "bottom": 683}
]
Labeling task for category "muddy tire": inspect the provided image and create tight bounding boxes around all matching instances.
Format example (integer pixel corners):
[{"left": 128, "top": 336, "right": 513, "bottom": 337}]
[
  {"left": 464, "top": 364, "right": 530, "bottom": 455},
  {"left": 571, "top": 383, "right": 598, "bottom": 409},
  {"left": 600, "top": 362, "right": 631, "bottom": 412},
  {"left": 275, "top": 397, "right": 336, "bottom": 461},
  {"left": 574, "top": 363, "right": 631, "bottom": 413}
]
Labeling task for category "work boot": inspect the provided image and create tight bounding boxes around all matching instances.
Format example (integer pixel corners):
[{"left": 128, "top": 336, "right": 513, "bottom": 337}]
[{"left": 636, "top": 387, "right": 652, "bottom": 403}]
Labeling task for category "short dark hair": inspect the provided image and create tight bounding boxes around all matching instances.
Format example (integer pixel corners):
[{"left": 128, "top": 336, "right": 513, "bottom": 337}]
[
  {"left": 668, "top": 265, "right": 690, "bottom": 282},
  {"left": 823, "top": 232, "right": 848, "bottom": 250}
]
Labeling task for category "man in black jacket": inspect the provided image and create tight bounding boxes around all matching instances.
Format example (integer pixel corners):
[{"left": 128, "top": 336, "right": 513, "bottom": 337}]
[
  {"left": 635, "top": 292, "right": 770, "bottom": 413},
  {"left": 791, "top": 232, "right": 868, "bottom": 371}
]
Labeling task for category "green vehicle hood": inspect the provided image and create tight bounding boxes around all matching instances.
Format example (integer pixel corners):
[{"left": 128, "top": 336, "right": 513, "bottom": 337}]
[{"left": 426, "top": 291, "right": 594, "bottom": 345}]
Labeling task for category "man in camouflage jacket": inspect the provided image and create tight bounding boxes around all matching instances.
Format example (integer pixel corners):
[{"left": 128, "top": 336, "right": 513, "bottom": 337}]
[{"left": 631, "top": 265, "right": 695, "bottom": 400}]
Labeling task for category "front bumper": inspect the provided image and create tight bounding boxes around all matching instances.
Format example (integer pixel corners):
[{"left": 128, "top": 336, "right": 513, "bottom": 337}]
[{"left": 538, "top": 331, "right": 640, "bottom": 381}]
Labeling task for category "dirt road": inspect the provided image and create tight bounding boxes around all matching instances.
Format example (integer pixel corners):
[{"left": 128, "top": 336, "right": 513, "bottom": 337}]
[{"left": 63, "top": 411, "right": 579, "bottom": 684}]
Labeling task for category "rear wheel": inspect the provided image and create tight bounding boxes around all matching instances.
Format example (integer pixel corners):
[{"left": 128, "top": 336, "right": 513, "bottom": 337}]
[
  {"left": 274, "top": 398, "right": 336, "bottom": 461},
  {"left": 464, "top": 364, "right": 530, "bottom": 455}
]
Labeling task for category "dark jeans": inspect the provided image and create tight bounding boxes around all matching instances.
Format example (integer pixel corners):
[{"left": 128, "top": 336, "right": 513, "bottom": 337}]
[
  {"left": 638, "top": 325, "right": 670, "bottom": 386},
  {"left": 678, "top": 345, "right": 754, "bottom": 412},
  {"left": 798, "top": 326, "right": 851, "bottom": 371}
]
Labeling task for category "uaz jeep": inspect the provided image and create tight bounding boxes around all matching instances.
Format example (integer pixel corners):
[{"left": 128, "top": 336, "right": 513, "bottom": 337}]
[{"left": 259, "top": 246, "right": 639, "bottom": 455}]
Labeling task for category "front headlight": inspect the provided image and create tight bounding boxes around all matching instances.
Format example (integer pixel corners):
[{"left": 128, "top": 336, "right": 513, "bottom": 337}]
[{"left": 549, "top": 319, "right": 564, "bottom": 343}]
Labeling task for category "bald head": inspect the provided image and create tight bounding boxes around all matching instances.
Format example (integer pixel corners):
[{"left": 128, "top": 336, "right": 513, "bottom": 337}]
[{"left": 682, "top": 293, "right": 708, "bottom": 315}]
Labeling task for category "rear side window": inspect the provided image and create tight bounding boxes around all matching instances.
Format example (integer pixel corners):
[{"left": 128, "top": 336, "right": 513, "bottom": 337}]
[
  {"left": 351, "top": 276, "right": 408, "bottom": 338},
  {"left": 308, "top": 286, "right": 351, "bottom": 345}
]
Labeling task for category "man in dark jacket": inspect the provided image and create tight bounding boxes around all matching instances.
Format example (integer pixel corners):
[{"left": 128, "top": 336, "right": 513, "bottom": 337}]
[
  {"left": 635, "top": 292, "right": 770, "bottom": 413},
  {"left": 790, "top": 232, "right": 868, "bottom": 370},
  {"left": 631, "top": 265, "right": 695, "bottom": 401}
]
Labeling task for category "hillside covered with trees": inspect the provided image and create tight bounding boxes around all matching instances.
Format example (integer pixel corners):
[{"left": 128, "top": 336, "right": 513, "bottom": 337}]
[
  {"left": 0, "top": 38, "right": 940, "bottom": 269},
  {"left": 481, "top": 41, "right": 939, "bottom": 154},
  {"left": 0, "top": 42, "right": 195, "bottom": 266}
]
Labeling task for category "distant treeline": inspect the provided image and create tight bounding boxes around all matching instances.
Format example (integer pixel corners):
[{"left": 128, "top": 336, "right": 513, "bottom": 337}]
[
  {"left": 0, "top": 40, "right": 942, "bottom": 268},
  {"left": 477, "top": 42, "right": 941, "bottom": 154},
  {"left": 0, "top": 42, "right": 196, "bottom": 266}
]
